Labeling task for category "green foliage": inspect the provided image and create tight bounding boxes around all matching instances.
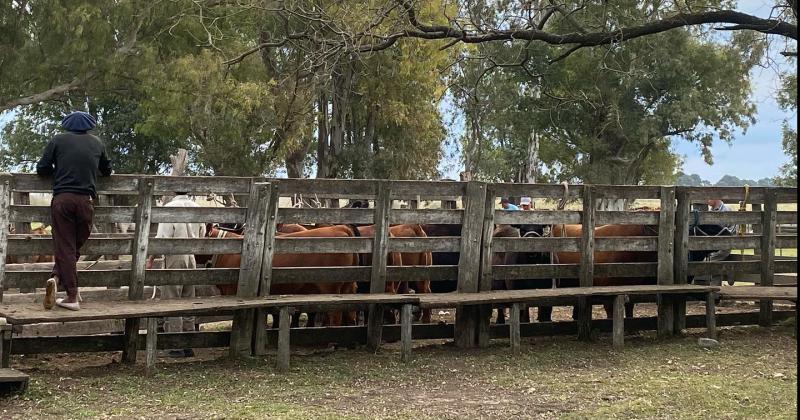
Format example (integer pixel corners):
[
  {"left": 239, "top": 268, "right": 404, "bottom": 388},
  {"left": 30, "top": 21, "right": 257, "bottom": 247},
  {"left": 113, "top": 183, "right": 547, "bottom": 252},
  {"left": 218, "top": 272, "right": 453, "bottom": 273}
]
[{"left": 453, "top": 0, "right": 761, "bottom": 185}]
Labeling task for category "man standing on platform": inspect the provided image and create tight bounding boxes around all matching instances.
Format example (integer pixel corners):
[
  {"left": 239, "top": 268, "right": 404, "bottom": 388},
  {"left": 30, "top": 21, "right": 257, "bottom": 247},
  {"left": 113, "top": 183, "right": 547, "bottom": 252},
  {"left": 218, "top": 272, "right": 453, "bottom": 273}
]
[
  {"left": 146, "top": 192, "right": 206, "bottom": 357},
  {"left": 37, "top": 111, "right": 113, "bottom": 311}
]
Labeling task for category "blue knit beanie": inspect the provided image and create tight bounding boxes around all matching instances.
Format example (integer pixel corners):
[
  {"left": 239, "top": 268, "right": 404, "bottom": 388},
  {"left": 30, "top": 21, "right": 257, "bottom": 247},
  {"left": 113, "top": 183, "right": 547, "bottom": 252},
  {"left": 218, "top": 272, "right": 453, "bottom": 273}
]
[{"left": 61, "top": 111, "right": 96, "bottom": 132}]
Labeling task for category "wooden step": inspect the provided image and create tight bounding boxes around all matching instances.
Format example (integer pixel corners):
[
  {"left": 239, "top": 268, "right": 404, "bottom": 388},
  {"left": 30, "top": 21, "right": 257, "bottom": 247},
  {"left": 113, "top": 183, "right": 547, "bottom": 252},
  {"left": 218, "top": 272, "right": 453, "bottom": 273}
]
[{"left": 0, "top": 368, "right": 29, "bottom": 395}]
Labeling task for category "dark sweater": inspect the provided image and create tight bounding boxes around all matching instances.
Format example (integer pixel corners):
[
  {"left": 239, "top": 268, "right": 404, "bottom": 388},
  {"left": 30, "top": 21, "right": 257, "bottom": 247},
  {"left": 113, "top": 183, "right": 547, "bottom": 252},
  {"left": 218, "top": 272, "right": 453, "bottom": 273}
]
[{"left": 36, "top": 132, "right": 113, "bottom": 198}]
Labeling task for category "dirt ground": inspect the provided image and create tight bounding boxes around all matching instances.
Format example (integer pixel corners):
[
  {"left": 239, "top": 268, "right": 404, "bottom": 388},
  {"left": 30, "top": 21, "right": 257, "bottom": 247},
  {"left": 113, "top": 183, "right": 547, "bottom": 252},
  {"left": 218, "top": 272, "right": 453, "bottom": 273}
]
[{"left": 0, "top": 301, "right": 796, "bottom": 420}]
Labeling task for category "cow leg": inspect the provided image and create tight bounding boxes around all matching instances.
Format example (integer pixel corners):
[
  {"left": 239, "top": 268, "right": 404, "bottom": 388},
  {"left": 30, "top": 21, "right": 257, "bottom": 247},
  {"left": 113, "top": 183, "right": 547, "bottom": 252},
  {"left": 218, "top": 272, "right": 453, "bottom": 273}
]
[
  {"left": 572, "top": 305, "right": 579, "bottom": 320},
  {"left": 603, "top": 303, "right": 614, "bottom": 319},
  {"left": 306, "top": 312, "right": 317, "bottom": 327},
  {"left": 537, "top": 306, "right": 553, "bottom": 322},
  {"left": 326, "top": 311, "right": 343, "bottom": 326},
  {"left": 520, "top": 305, "right": 531, "bottom": 323},
  {"left": 290, "top": 310, "right": 301, "bottom": 328},
  {"left": 415, "top": 281, "right": 432, "bottom": 324},
  {"left": 496, "top": 306, "right": 506, "bottom": 325},
  {"left": 625, "top": 302, "right": 635, "bottom": 319}
]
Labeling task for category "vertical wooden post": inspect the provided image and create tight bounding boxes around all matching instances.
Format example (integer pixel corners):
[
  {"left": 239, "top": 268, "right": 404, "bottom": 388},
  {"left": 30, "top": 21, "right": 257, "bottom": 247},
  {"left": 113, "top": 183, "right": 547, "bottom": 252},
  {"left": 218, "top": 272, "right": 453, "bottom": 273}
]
[
  {"left": 276, "top": 306, "right": 290, "bottom": 372},
  {"left": 759, "top": 190, "right": 777, "bottom": 327},
  {"left": 122, "top": 177, "right": 154, "bottom": 364},
  {"left": 368, "top": 181, "right": 391, "bottom": 351},
  {"left": 400, "top": 304, "right": 412, "bottom": 363},
  {"left": 254, "top": 184, "right": 280, "bottom": 356},
  {"left": 229, "top": 182, "right": 270, "bottom": 358},
  {"left": 477, "top": 185, "right": 497, "bottom": 348},
  {"left": 657, "top": 186, "right": 676, "bottom": 337},
  {"left": 706, "top": 291, "right": 717, "bottom": 340},
  {"left": 612, "top": 295, "right": 625, "bottom": 350},
  {"left": 0, "top": 174, "right": 12, "bottom": 303},
  {"left": 577, "top": 185, "right": 595, "bottom": 341},
  {"left": 455, "top": 181, "right": 487, "bottom": 348},
  {"left": 673, "top": 189, "right": 690, "bottom": 333},
  {"left": 510, "top": 302, "right": 521, "bottom": 353},
  {"left": 0, "top": 326, "right": 11, "bottom": 368},
  {"left": 145, "top": 317, "right": 158, "bottom": 374}
]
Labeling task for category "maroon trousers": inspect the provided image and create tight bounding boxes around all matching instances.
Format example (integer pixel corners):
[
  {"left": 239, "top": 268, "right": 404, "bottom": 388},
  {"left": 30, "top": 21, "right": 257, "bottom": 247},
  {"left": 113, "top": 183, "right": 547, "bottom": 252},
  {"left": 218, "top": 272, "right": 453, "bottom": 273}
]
[{"left": 50, "top": 192, "right": 94, "bottom": 298}]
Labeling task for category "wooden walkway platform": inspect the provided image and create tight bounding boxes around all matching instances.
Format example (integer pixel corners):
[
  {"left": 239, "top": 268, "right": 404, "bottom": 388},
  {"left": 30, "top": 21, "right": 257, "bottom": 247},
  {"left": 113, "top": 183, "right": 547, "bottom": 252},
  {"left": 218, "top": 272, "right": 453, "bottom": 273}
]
[{"left": 718, "top": 286, "right": 797, "bottom": 301}]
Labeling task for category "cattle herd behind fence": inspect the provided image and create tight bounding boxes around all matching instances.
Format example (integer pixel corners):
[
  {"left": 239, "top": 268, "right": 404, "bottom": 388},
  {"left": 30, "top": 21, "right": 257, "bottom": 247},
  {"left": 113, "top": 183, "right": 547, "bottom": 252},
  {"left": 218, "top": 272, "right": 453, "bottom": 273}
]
[{"left": 0, "top": 173, "right": 796, "bottom": 353}]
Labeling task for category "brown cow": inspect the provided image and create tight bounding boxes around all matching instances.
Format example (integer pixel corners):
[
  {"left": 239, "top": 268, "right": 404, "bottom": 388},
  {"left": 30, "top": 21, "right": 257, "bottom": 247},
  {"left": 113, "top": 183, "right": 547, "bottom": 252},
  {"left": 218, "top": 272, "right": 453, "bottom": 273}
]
[
  {"left": 207, "top": 224, "right": 360, "bottom": 326},
  {"left": 552, "top": 224, "right": 658, "bottom": 318},
  {"left": 388, "top": 224, "right": 433, "bottom": 323}
]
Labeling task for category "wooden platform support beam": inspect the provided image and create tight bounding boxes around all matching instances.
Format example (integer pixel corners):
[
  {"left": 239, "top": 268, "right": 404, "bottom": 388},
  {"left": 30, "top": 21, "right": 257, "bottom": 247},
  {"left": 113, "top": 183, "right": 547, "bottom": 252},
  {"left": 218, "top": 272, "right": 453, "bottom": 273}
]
[
  {"left": 400, "top": 304, "right": 412, "bottom": 363},
  {"left": 122, "top": 177, "right": 154, "bottom": 364},
  {"left": 706, "top": 292, "right": 717, "bottom": 340},
  {"left": 612, "top": 295, "right": 625, "bottom": 350},
  {"left": 276, "top": 306, "right": 290, "bottom": 372},
  {"left": 510, "top": 303, "right": 521, "bottom": 353},
  {"left": 145, "top": 318, "right": 157, "bottom": 374}
]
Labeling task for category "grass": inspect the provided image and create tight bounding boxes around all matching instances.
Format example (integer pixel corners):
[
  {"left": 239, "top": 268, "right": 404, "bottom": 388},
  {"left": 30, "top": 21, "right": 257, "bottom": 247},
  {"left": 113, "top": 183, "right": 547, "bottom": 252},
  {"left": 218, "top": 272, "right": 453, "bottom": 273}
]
[{"left": 1, "top": 325, "right": 796, "bottom": 419}]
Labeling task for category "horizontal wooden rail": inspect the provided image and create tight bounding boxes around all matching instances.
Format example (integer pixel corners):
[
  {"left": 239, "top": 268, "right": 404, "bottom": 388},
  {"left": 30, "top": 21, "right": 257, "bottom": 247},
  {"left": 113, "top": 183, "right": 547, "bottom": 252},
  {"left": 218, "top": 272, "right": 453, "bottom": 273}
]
[
  {"left": 275, "top": 208, "right": 464, "bottom": 225},
  {"left": 687, "top": 236, "right": 761, "bottom": 250},
  {"left": 6, "top": 237, "right": 245, "bottom": 256},
  {"left": 492, "top": 236, "right": 659, "bottom": 253},
  {"left": 494, "top": 211, "right": 582, "bottom": 225}
]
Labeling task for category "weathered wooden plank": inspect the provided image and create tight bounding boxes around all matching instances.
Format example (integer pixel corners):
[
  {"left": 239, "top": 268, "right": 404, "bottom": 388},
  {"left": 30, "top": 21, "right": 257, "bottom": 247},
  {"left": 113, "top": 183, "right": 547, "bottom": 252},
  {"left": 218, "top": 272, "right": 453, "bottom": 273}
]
[
  {"left": 687, "top": 261, "right": 761, "bottom": 276},
  {"left": 479, "top": 184, "right": 497, "bottom": 293},
  {"left": 276, "top": 306, "right": 290, "bottom": 372},
  {"left": 0, "top": 174, "right": 12, "bottom": 302},
  {"left": 596, "top": 237, "right": 658, "bottom": 252},
  {"left": 368, "top": 182, "right": 391, "bottom": 350},
  {"left": 490, "top": 183, "right": 584, "bottom": 199},
  {"left": 270, "top": 265, "right": 459, "bottom": 284},
  {"left": 254, "top": 184, "right": 280, "bottom": 356},
  {"left": 494, "top": 210, "right": 582, "bottom": 225},
  {"left": 6, "top": 237, "right": 132, "bottom": 256},
  {"left": 388, "top": 237, "right": 461, "bottom": 253},
  {"left": 455, "top": 181, "right": 487, "bottom": 348},
  {"left": 760, "top": 191, "right": 778, "bottom": 327},
  {"left": 145, "top": 318, "right": 158, "bottom": 373},
  {"left": 578, "top": 185, "right": 595, "bottom": 341},
  {"left": 129, "top": 178, "right": 154, "bottom": 300},
  {"left": 12, "top": 173, "right": 139, "bottom": 193},
  {"left": 776, "top": 235, "right": 797, "bottom": 248},
  {"left": 673, "top": 189, "right": 690, "bottom": 333},
  {"left": 775, "top": 260, "right": 797, "bottom": 273},
  {"left": 417, "top": 285, "right": 716, "bottom": 308},
  {"left": 687, "top": 236, "right": 761, "bottom": 250},
  {"left": 231, "top": 182, "right": 270, "bottom": 357},
  {"left": 274, "top": 178, "right": 466, "bottom": 198},
  {"left": 612, "top": 295, "right": 625, "bottom": 350},
  {"left": 706, "top": 291, "right": 717, "bottom": 340},
  {"left": 593, "top": 185, "right": 661, "bottom": 200},
  {"left": 657, "top": 186, "right": 676, "bottom": 337},
  {"left": 149, "top": 238, "right": 243, "bottom": 255},
  {"left": 595, "top": 211, "right": 659, "bottom": 225},
  {"left": 718, "top": 286, "right": 797, "bottom": 300},
  {"left": 400, "top": 304, "right": 413, "bottom": 362},
  {"left": 491, "top": 262, "right": 658, "bottom": 280},
  {"left": 684, "top": 186, "right": 797, "bottom": 202},
  {"left": 492, "top": 237, "right": 580, "bottom": 253},
  {"left": 777, "top": 211, "right": 797, "bottom": 224},
  {"left": 150, "top": 207, "right": 247, "bottom": 224},
  {"left": 274, "top": 237, "right": 372, "bottom": 254},
  {"left": 276, "top": 208, "right": 464, "bottom": 225},
  {"left": 391, "top": 209, "right": 463, "bottom": 225},
  {"left": 6, "top": 270, "right": 130, "bottom": 289},
  {"left": 153, "top": 176, "right": 254, "bottom": 194},
  {"left": 510, "top": 302, "right": 521, "bottom": 353},
  {"left": 10, "top": 205, "right": 136, "bottom": 224},
  {"left": 692, "top": 211, "right": 764, "bottom": 225}
]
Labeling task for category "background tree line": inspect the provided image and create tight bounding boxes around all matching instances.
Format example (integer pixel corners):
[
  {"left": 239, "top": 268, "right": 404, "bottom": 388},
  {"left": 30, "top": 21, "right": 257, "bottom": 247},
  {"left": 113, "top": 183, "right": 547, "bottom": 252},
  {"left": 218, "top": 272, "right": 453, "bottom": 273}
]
[{"left": 0, "top": 1, "right": 796, "bottom": 187}]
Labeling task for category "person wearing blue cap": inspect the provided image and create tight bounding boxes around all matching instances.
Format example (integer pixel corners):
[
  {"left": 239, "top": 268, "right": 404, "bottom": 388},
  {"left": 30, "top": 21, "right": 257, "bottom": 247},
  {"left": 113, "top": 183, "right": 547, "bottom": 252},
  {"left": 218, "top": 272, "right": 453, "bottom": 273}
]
[{"left": 36, "top": 111, "right": 113, "bottom": 311}]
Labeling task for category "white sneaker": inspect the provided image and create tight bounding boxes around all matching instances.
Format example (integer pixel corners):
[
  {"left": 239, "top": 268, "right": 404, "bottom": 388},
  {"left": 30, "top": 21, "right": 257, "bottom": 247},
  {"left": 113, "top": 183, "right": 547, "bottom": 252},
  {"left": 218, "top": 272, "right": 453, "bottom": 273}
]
[{"left": 55, "top": 298, "right": 80, "bottom": 311}]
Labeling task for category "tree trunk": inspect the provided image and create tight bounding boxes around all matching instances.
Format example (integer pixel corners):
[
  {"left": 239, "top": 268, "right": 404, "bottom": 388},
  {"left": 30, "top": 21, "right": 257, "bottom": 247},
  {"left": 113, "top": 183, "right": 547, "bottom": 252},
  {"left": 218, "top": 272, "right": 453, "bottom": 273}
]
[{"left": 316, "top": 93, "right": 330, "bottom": 179}]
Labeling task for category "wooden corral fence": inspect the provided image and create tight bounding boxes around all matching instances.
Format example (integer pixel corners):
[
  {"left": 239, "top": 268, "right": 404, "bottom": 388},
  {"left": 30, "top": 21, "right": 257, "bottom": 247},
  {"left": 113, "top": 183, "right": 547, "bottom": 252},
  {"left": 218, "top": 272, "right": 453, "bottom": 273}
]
[{"left": 0, "top": 173, "right": 796, "bottom": 360}]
